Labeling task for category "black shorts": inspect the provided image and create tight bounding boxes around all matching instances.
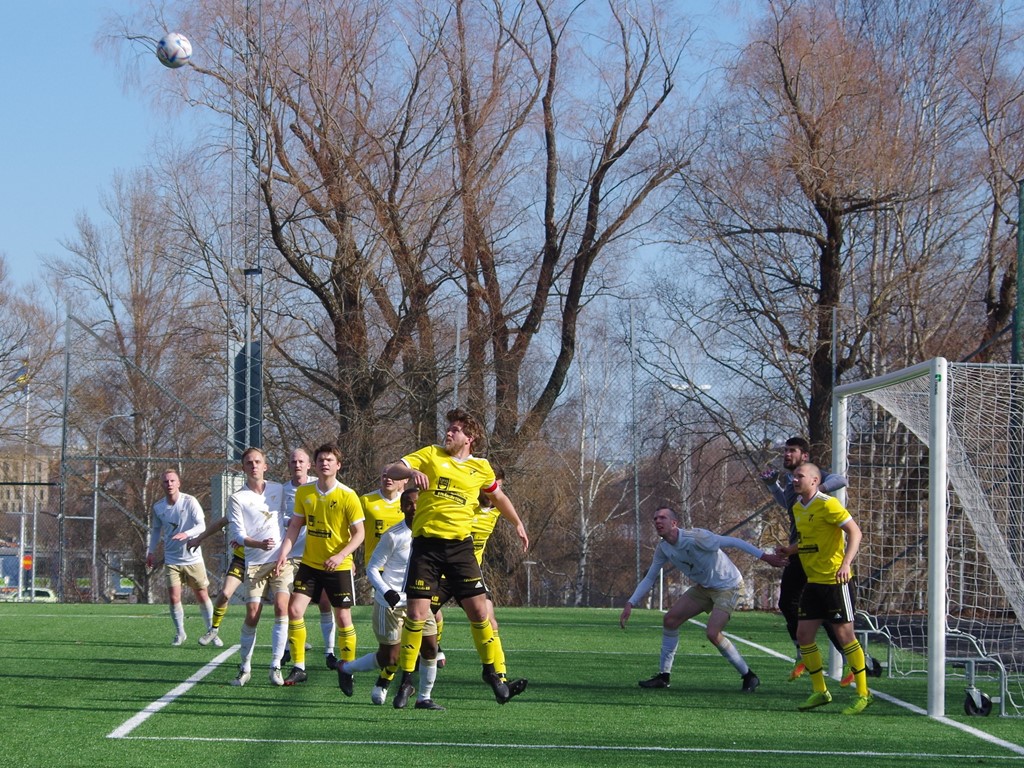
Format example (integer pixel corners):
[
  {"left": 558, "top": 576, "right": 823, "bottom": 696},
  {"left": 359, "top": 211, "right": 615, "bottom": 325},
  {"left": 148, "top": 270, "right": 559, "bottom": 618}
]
[
  {"left": 431, "top": 576, "right": 455, "bottom": 612},
  {"left": 406, "top": 536, "right": 487, "bottom": 602},
  {"left": 798, "top": 581, "right": 855, "bottom": 624},
  {"left": 429, "top": 575, "right": 489, "bottom": 613},
  {"left": 292, "top": 562, "right": 355, "bottom": 608},
  {"left": 225, "top": 554, "right": 246, "bottom": 582},
  {"left": 778, "top": 555, "right": 807, "bottom": 610}
]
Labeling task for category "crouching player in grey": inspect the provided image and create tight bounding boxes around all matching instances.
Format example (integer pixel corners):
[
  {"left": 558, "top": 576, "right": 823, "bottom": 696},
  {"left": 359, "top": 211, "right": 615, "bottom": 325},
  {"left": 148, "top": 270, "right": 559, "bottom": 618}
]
[{"left": 620, "top": 506, "right": 786, "bottom": 692}]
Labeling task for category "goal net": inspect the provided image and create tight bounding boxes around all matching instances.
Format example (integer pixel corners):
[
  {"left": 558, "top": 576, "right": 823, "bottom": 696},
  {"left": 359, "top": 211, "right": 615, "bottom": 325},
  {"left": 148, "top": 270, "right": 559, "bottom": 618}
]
[{"left": 833, "top": 358, "right": 1024, "bottom": 718}]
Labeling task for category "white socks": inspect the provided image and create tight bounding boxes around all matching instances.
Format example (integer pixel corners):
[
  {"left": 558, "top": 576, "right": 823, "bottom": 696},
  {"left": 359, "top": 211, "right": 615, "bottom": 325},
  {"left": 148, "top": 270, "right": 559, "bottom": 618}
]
[{"left": 660, "top": 628, "right": 680, "bottom": 674}]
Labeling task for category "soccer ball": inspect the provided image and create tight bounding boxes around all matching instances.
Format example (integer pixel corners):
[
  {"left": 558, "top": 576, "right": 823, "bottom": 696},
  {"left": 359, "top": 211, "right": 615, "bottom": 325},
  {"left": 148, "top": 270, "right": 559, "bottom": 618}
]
[{"left": 156, "top": 33, "right": 192, "bottom": 69}]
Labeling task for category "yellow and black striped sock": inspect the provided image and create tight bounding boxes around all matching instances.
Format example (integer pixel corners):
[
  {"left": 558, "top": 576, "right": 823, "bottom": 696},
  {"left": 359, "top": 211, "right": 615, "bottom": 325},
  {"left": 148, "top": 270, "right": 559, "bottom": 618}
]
[
  {"left": 470, "top": 619, "right": 497, "bottom": 667},
  {"left": 799, "top": 643, "right": 827, "bottom": 693},
  {"left": 843, "top": 639, "right": 869, "bottom": 697},
  {"left": 338, "top": 624, "right": 357, "bottom": 664},
  {"left": 288, "top": 619, "right": 307, "bottom": 667},
  {"left": 399, "top": 619, "right": 426, "bottom": 673}
]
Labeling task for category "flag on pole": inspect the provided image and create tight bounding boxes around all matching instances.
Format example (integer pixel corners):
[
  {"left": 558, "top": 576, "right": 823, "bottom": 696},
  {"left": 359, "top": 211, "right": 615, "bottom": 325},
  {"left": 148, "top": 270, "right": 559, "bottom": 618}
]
[{"left": 11, "top": 363, "right": 29, "bottom": 392}]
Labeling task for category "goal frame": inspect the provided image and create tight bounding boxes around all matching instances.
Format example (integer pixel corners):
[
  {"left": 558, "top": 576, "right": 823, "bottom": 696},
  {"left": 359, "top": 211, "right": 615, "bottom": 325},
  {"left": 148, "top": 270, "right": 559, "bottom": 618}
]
[{"left": 832, "top": 357, "right": 948, "bottom": 717}]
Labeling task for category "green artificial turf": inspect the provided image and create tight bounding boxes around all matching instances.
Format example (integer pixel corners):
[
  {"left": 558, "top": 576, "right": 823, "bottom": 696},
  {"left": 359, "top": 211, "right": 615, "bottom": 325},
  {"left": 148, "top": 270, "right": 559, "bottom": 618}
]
[{"left": 1, "top": 604, "right": 1021, "bottom": 768}]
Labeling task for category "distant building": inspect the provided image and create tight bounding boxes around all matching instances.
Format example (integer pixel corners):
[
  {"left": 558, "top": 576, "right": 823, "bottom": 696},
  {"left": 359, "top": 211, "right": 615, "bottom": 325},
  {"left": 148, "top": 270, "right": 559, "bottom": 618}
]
[{"left": 0, "top": 446, "right": 52, "bottom": 515}]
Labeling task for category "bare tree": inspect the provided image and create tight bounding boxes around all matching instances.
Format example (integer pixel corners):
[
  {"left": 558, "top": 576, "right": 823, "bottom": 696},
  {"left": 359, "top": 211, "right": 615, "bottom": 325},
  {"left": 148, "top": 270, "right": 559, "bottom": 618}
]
[
  {"left": 656, "top": 0, "right": 1010, "bottom": 460},
  {"left": 113, "top": 0, "right": 698, "bottom": 491},
  {"left": 0, "top": 258, "right": 61, "bottom": 444},
  {"left": 53, "top": 169, "right": 229, "bottom": 600},
  {"left": 954, "top": 6, "right": 1024, "bottom": 359}
]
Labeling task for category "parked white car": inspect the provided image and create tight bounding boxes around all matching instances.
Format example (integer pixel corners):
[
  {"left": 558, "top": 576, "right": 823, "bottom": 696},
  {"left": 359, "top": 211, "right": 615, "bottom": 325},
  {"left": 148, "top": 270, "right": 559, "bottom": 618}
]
[{"left": 3, "top": 588, "right": 57, "bottom": 603}]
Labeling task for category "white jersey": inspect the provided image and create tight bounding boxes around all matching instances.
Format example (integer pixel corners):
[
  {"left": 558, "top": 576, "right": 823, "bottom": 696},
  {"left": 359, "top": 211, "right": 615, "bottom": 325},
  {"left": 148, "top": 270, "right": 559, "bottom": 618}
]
[
  {"left": 628, "top": 528, "right": 763, "bottom": 604},
  {"left": 283, "top": 478, "right": 314, "bottom": 559},
  {"left": 149, "top": 493, "right": 206, "bottom": 566},
  {"left": 366, "top": 519, "right": 411, "bottom": 609},
  {"left": 227, "top": 481, "right": 286, "bottom": 566}
]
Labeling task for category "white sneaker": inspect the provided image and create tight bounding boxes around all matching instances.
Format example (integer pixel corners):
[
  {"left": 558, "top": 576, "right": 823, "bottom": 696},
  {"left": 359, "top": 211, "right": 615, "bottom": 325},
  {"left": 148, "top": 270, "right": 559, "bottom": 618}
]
[
  {"left": 212, "top": 635, "right": 224, "bottom": 648},
  {"left": 371, "top": 684, "right": 388, "bottom": 705},
  {"left": 269, "top": 667, "right": 284, "bottom": 686},
  {"left": 305, "top": 641, "right": 313, "bottom": 650},
  {"left": 231, "top": 666, "right": 251, "bottom": 687},
  {"left": 172, "top": 634, "right": 187, "bottom": 647},
  {"left": 198, "top": 628, "right": 219, "bottom": 646}
]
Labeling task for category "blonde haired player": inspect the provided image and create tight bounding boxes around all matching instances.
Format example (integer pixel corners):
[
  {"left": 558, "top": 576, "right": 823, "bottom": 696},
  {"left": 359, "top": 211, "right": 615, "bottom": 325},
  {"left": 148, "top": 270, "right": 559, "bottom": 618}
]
[
  {"left": 146, "top": 469, "right": 215, "bottom": 646},
  {"left": 786, "top": 462, "right": 873, "bottom": 714},
  {"left": 280, "top": 447, "right": 337, "bottom": 675},
  {"left": 225, "top": 447, "right": 289, "bottom": 686}
]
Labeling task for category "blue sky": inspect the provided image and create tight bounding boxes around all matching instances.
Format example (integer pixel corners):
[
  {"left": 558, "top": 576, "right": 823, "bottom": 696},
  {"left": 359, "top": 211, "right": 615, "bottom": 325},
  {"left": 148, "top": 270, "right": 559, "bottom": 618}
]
[
  {"left": 0, "top": 1, "right": 742, "bottom": 290},
  {"left": 0, "top": 1, "right": 169, "bottom": 287}
]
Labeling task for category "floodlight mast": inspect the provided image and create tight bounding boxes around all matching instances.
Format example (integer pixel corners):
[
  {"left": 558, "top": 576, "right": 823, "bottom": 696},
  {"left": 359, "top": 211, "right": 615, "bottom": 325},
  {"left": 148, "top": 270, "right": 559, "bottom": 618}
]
[{"left": 1014, "top": 179, "right": 1024, "bottom": 364}]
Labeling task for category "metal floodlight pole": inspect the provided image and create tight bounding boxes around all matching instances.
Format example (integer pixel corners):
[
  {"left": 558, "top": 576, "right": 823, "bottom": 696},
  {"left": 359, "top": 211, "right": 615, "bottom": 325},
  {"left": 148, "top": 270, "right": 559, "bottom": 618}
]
[
  {"left": 1015, "top": 179, "right": 1024, "bottom": 364},
  {"left": 629, "top": 301, "right": 641, "bottom": 585},
  {"left": 93, "top": 412, "right": 135, "bottom": 603}
]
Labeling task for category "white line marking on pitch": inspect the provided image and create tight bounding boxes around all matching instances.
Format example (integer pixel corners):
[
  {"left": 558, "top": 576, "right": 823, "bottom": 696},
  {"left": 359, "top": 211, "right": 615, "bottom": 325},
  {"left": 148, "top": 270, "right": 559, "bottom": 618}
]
[
  {"left": 107, "top": 646, "right": 238, "bottom": 739},
  {"left": 110, "top": 621, "right": 1024, "bottom": 759},
  {"left": 704, "top": 620, "right": 1024, "bottom": 757},
  {"left": 114, "top": 735, "right": 1024, "bottom": 761}
]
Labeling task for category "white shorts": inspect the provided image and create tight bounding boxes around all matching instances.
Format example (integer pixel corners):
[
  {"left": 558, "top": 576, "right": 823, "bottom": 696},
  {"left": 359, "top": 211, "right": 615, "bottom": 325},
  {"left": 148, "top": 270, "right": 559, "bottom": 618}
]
[
  {"left": 683, "top": 581, "right": 742, "bottom": 616},
  {"left": 371, "top": 598, "right": 437, "bottom": 645},
  {"left": 166, "top": 562, "right": 209, "bottom": 591},
  {"left": 244, "top": 560, "right": 293, "bottom": 603}
]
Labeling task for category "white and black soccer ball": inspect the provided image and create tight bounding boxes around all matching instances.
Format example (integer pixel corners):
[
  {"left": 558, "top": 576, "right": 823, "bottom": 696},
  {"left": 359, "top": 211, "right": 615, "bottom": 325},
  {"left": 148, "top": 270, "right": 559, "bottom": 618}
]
[{"left": 156, "top": 32, "right": 192, "bottom": 69}]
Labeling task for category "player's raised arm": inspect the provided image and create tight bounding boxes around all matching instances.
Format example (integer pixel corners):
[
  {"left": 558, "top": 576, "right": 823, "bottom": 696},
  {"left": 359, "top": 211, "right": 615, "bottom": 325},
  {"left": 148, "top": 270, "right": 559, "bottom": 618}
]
[{"left": 488, "top": 486, "right": 528, "bottom": 552}]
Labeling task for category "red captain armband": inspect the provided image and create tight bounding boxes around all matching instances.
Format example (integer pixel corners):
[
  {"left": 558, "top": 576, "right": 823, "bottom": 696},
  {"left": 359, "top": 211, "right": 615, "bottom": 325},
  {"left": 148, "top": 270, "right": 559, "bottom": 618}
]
[{"left": 482, "top": 480, "right": 499, "bottom": 495}]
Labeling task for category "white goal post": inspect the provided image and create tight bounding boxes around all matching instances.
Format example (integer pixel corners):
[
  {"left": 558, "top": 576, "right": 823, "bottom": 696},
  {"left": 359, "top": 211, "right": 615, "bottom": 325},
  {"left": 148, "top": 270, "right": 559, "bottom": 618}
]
[{"left": 833, "top": 358, "right": 1024, "bottom": 718}]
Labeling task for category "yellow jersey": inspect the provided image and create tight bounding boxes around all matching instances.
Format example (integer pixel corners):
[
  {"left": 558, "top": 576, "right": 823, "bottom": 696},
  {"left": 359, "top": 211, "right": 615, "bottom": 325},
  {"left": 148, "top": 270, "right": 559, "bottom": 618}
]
[
  {"left": 360, "top": 490, "right": 404, "bottom": 566},
  {"left": 293, "top": 480, "right": 364, "bottom": 571},
  {"left": 401, "top": 445, "right": 497, "bottom": 539},
  {"left": 792, "top": 491, "right": 853, "bottom": 584},
  {"left": 471, "top": 502, "right": 501, "bottom": 564}
]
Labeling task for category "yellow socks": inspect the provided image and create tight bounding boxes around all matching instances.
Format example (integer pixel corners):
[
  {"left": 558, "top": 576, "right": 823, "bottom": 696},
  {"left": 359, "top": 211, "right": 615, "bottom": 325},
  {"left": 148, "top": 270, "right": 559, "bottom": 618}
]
[
  {"left": 338, "top": 624, "right": 357, "bottom": 664},
  {"left": 843, "top": 639, "right": 869, "bottom": 697},
  {"left": 399, "top": 618, "right": 426, "bottom": 672},
  {"left": 287, "top": 619, "right": 307, "bottom": 667},
  {"left": 799, "top": 642, "right": 827, "bottom": 693},
  {"left": 470, "top": 619, "right": 498, "bottom": 666}
]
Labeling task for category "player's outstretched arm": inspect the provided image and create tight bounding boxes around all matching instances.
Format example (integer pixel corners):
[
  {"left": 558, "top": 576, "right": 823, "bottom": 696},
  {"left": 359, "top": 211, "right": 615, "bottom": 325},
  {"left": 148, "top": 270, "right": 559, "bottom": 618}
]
[
  {"left": 489, "top": 487, "right": 529, "bottom": 552},
  {"left": 189, "top": 516, "right": 229, "bottom": 551},
  {"left": 821, "top": 471, "right": 848, "bottom": 494},
  {"left": 760, "top": 551, "right": 789, "bottom": 568},
  {"left": 383, "top": 462, "right": 429, "bottom": 489}
]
